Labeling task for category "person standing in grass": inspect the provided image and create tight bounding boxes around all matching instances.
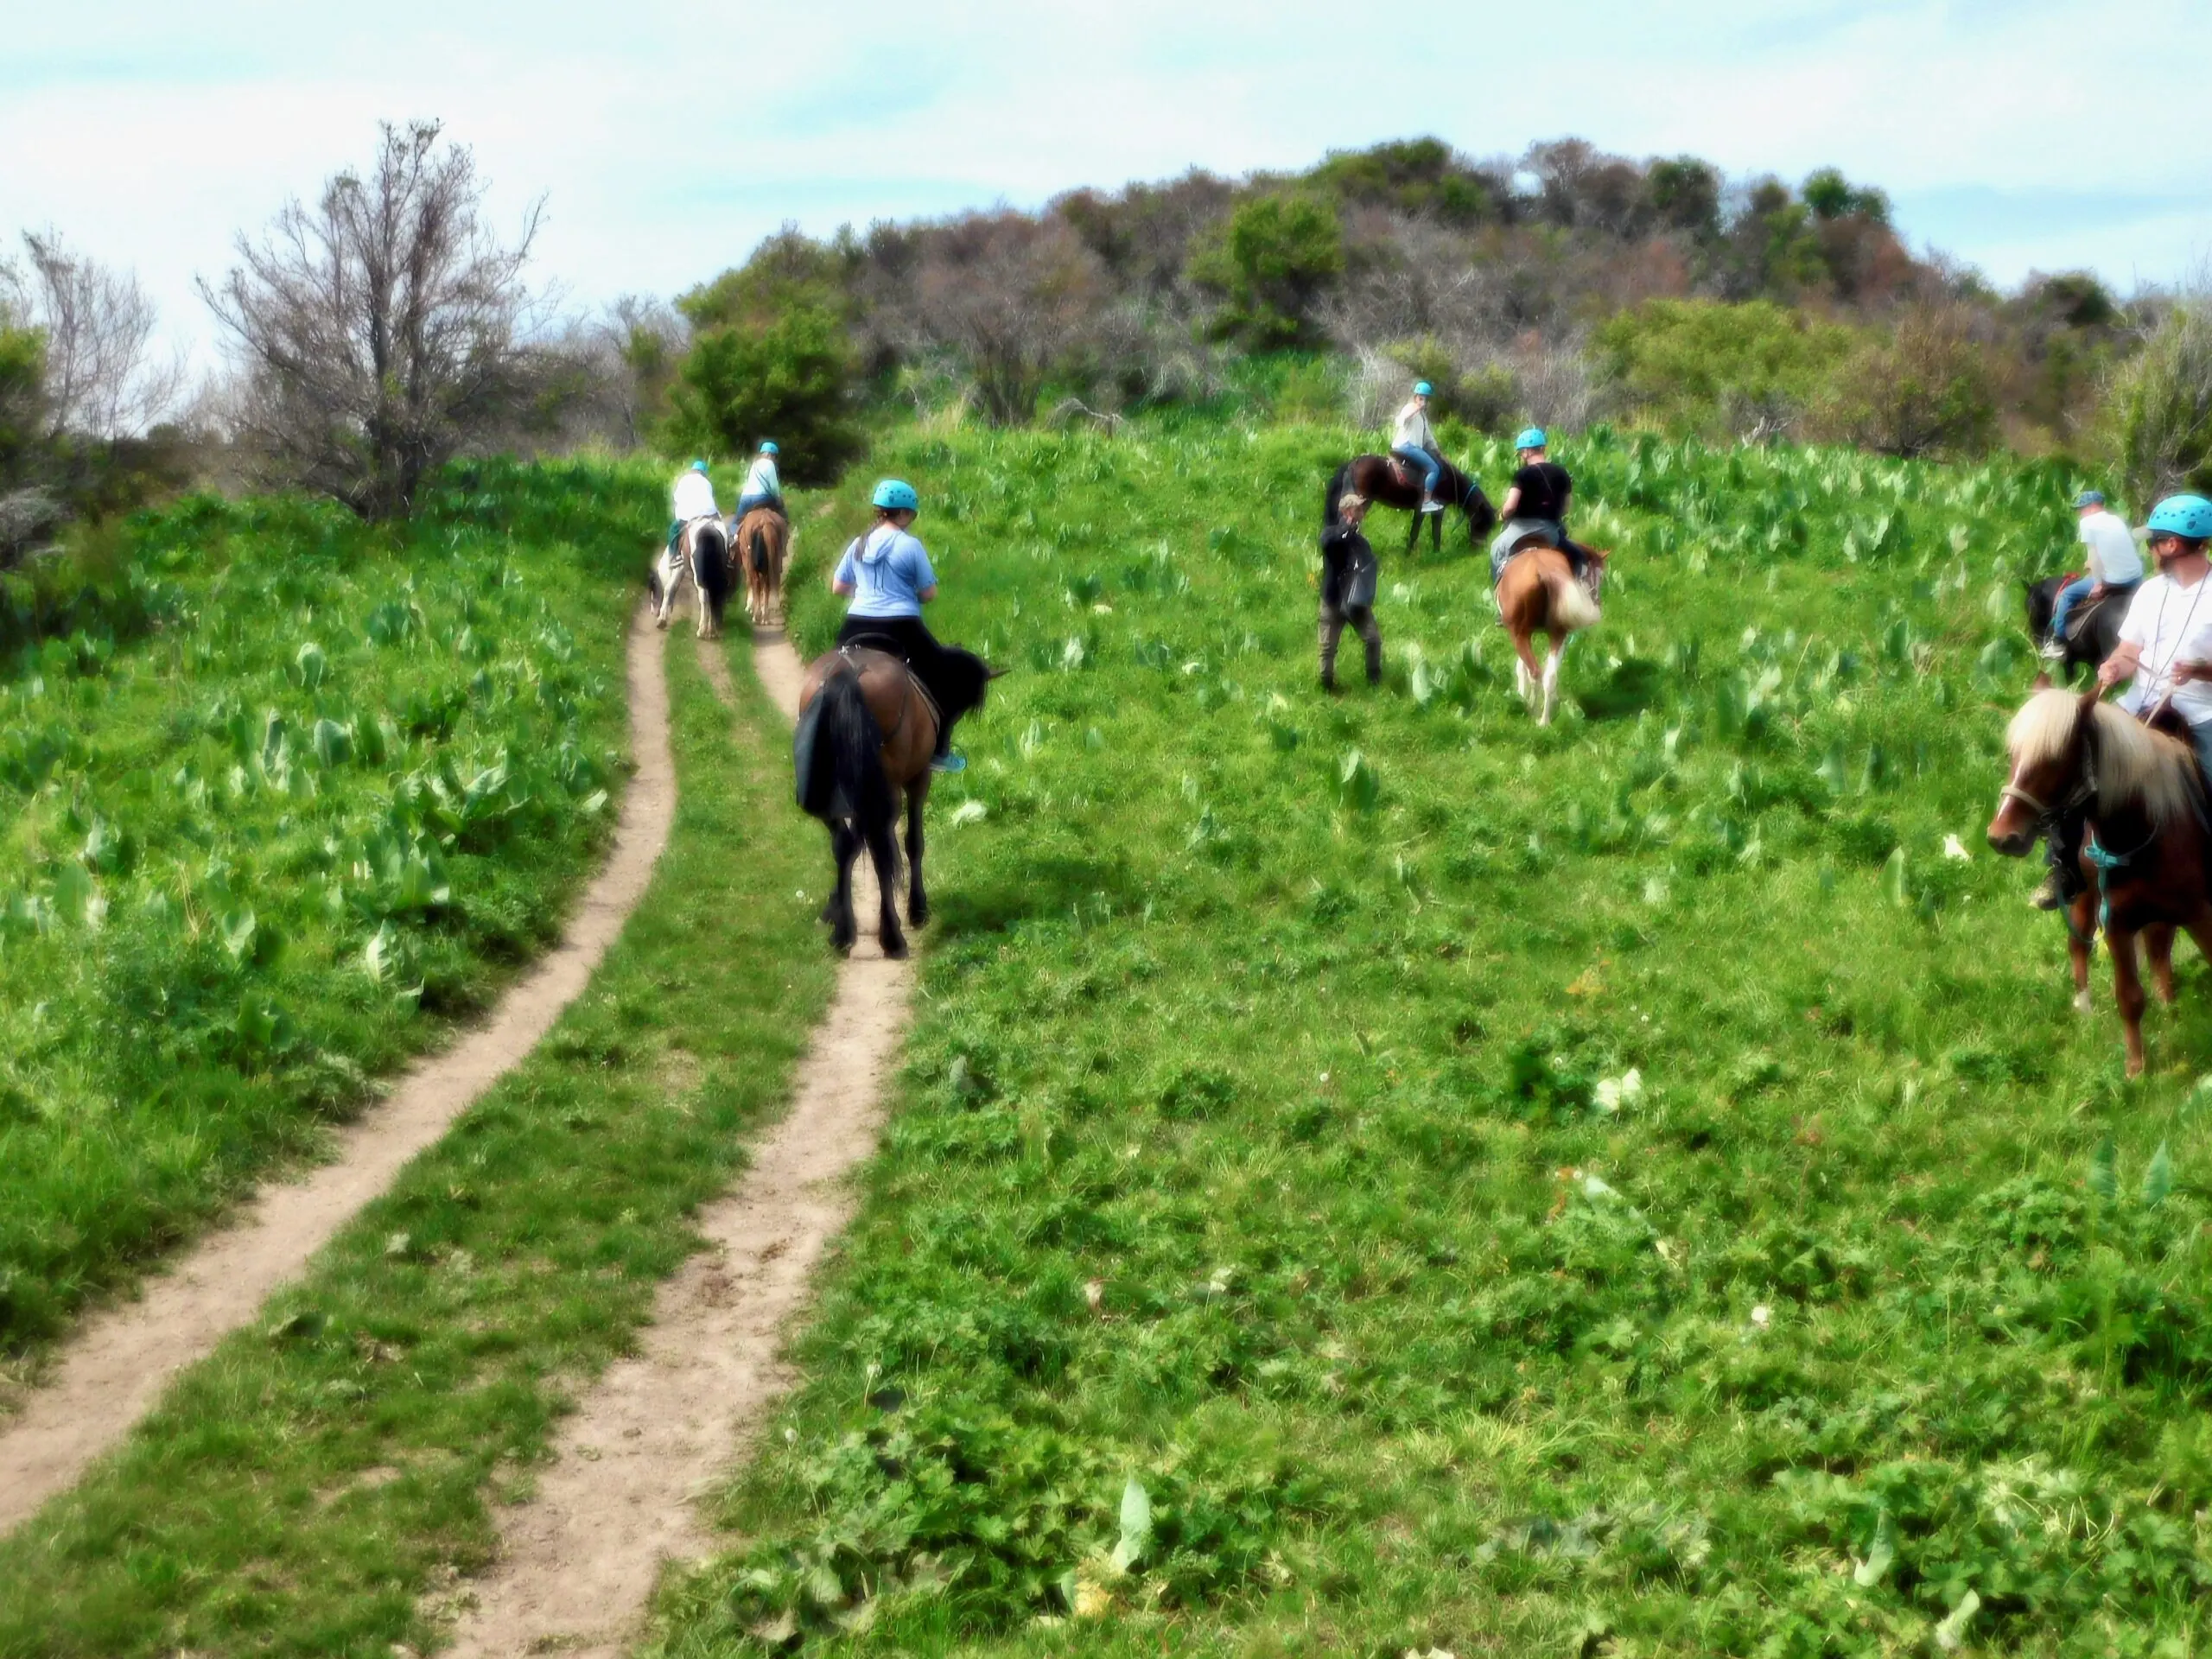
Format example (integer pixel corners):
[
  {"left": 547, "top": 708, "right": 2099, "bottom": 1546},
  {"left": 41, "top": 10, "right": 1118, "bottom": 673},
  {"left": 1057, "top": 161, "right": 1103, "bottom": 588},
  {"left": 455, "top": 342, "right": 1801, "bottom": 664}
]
[
  {"left": 2044, "top": 489, "right": 2143, "bottom": 661},
  {"left": 832, "top": 479, "right": 986, "bottom": 772},
  {"left": 1392, "top": 382, "right": 1446, "bottom": 514},
  {"left": 1318, "top": 493, "right": 1383, "bottom": 692},
  {"left": 2036, "top": 494, "right": 2212, "bottom": 908}
]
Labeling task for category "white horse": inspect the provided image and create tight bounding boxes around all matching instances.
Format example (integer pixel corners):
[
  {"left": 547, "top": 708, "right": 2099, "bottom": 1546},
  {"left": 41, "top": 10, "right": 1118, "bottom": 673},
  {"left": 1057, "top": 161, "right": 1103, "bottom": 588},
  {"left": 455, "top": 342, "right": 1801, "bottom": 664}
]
[{"left": 651, "top": 516, "right": 734, "bottom": 639}]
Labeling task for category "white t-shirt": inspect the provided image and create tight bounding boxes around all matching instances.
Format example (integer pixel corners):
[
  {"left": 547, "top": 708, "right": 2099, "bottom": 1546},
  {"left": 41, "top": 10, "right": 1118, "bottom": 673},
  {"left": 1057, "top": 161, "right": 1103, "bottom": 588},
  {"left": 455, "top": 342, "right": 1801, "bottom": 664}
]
[
  {"left": 671, "top": 470, "right": 718, "bottom": 521},
  {"left": 741, "top": 456, "right": 781, "bottom": 499},
  {"left": 2118, "top": 571, "right": 2212, "bottom": 725},
  {"left": 1393, "top": 401, "right": 1435, "bottom": 452},
  {"left": 2081, "top": 508, "right": 2142, "bottom": 585}
]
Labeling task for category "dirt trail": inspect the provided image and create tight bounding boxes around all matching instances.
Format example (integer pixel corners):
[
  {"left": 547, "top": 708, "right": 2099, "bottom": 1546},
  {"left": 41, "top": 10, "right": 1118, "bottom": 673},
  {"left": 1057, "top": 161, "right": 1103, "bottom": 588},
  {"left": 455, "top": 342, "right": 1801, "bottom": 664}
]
[
  {"left": 0, "top": 611, "right": 676, "bottom": 1536},
  {"left": 438, "top": 628, "right": 911, "bottom": 1659}
]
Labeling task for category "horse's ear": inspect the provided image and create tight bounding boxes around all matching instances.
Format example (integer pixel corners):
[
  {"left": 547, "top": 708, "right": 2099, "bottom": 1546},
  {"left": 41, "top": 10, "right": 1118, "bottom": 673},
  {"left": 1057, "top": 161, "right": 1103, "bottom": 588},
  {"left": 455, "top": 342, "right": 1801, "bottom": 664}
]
[
  {"left": 2031, "top": 671, "right": 2052, "bottom": 690},
  {"left": 985, "top": 665, "right": 1013, "bottom": 681}
]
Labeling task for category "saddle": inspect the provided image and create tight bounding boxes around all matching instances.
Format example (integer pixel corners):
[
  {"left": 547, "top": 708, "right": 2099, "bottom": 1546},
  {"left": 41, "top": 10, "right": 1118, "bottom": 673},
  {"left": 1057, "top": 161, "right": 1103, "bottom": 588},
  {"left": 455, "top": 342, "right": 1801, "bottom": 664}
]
[
  {"left": 837, "top": 640, "right": 943, "bottom": 734},
  {"left": 2063, "top": 581, "right": 2138, "bottom": 642}
]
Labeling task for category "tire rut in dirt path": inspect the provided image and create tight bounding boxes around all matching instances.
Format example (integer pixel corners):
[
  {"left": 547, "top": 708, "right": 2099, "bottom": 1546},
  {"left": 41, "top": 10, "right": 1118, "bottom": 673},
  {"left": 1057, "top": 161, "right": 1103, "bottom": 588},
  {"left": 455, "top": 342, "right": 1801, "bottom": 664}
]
[
  {"left": 0, "top": 609, "right": 677, "bottom": 1537},
  {"left": 438, "top": 628, "right": 912, "bottom": 1659}
]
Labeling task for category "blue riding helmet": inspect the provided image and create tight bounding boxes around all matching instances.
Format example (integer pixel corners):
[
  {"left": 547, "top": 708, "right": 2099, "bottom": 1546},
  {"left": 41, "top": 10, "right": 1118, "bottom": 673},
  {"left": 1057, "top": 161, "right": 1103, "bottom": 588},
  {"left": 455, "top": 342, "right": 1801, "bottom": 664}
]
[
  {"left": 690, "top": 459, "right": 709, "bottom": 474},
  {"left": 2073, "top": 489, "right": 2105, "bottom": 508},
  {"left": 1412, "top": 381, "right": 1434, "bottom": 397},
  {"left": 872, "top": 478, "right": 920, "bottom": 512},
  {"left": 1515, "top": 427, "right": 1548, "bottom": 452},
  {"left": 760, "top": 441, "right": 779, "bottom": 455},
  {"left": 2146, "top": 494, "right": 2212, "bottom": 541}
]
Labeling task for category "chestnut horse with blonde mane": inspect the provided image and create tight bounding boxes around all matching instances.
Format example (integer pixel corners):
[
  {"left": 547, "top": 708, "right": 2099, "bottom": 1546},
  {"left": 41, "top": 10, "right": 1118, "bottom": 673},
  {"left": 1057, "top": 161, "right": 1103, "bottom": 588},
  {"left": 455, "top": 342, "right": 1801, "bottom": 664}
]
[
  {"left": 1496, "top": 542, "right": 1607, "bottom": 724},
  {"left": 734, "top": 506, "right": 790, "bottom": 626},
  {"left": 1987, "top": 683, "right": 2212, "bottom": 1075}
]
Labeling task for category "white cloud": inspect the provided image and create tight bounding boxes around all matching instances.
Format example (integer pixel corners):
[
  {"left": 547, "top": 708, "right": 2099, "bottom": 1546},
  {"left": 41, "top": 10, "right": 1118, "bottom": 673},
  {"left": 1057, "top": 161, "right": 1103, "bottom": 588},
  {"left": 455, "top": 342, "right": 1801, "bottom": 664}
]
[{"left": 4, "top": 0, "right": 2208, "bottom": 372}]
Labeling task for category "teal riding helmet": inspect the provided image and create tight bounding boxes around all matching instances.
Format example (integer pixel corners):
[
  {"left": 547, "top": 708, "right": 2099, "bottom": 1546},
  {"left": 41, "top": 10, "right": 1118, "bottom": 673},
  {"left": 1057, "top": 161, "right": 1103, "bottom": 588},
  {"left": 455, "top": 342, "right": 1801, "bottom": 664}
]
[
  {"left": 690, "top": 459, "right": 709, "bottom": 474},
  {"left": 760, "top": 441, "right": 779, "bottom": 455},
  {"left": 1515, "top": 427, "right": 1548, "bottom": 452},
  {"left": 1413, "top": 381, "right": 1434, "bottom": 397},
  {"left": 2147, "top": 494, "right": 2212, "bottom": 541},
  {"left": 872, "top": 478, "right": 920, "bottom": 512}
]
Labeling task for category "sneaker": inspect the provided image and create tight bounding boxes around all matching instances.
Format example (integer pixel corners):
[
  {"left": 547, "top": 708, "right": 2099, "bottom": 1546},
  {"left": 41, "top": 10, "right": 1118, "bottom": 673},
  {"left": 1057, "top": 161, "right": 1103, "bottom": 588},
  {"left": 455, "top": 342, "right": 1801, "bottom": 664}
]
[
  {"left": 930, "top": 752, "right": 968, "bottom": 774},
  {"left": 2029, "top": 873, "right": 2065, "bottom": 911},
  {"left": 1420, "top": 498, "right": 1446, "bottom": 514},
  {"left": 2037, "top": 641, "right": 2067, "bottom": 663}
]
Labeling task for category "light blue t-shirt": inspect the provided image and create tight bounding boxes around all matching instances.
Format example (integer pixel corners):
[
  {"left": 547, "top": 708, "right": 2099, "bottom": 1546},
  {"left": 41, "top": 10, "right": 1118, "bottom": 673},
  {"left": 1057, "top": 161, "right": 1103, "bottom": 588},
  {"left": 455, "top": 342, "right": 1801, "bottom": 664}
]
[{"left": 835, "top": 526, "right": 938, "bottom": 619}]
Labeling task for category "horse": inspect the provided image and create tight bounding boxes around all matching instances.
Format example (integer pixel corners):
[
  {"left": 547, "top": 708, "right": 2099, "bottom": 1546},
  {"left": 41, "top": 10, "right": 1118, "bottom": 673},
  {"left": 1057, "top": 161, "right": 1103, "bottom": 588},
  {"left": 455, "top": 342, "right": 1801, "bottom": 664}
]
[
  {"left": 1495, "top": 539, "right": 1606, "bottom": 724},
  {"left": 1325, "top": 454, "right": 1497, "bottom": 556},
  {"left": 795, "top": 644, "right": 997, "bottom": 957},
  {"left": 650, "top": 515, "right": 733, "bottom": 639},
  {"left": 2024, "top": 575, "right": 2130, "bottom": 683},
  {"left": 1986, "top": 683, "right": 2212, "bottom": 1077},
  {"left": 732, "top": 506, "right": 791, "bottom": 627}
]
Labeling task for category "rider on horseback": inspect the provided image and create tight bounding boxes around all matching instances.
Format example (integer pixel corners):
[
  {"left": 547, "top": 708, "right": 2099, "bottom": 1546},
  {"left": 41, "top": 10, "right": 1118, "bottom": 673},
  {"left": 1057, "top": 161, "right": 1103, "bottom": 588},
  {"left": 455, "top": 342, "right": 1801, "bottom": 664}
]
[
  {"left": 2043, "top": 489, "right": 2144, "bottom": 661},
  {"left": 832, "top": 479, "right": 987, "bottom": 774},
  {"left": 669, "top": 458, "right": 718, "bottom": 553},
  {"left": 2035, "top": 494, "right": 2212, "bottom": 909},
  {"left": 1490, "top": 429, "right": 1597, "bottom": 586},
  {"left": 1392, "top": 383, "right": 1446, "bottom": 514},
  {"left": 734, "top": 441, "right": 785, "bottom": 519}
]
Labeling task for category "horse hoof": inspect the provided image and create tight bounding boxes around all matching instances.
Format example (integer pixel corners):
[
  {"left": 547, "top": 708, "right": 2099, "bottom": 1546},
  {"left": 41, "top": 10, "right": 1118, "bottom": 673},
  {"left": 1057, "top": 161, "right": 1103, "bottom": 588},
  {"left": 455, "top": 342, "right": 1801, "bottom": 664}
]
[
  {"left": 2074, "top": 990, "right": 2093, "bottom": 1014},
  {"left": 909, "top": 904, "right": 930, "bottom": 927},
  {"left": 882, "top": 938, "right": 910, "bottom": 961}
]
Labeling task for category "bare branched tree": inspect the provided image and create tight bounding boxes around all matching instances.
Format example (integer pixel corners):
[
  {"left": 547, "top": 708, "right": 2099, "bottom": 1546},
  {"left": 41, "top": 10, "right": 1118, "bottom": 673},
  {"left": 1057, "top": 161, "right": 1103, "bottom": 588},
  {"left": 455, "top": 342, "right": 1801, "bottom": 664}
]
[
  {"left": 880, "top": 215, "right": 1109, "bottom": 425},
  {"left": 201, "top": 120, "right": 546, "bottom": 518},
  {"left": 2, "top": 230, "right": 182, "bottom": 438}
]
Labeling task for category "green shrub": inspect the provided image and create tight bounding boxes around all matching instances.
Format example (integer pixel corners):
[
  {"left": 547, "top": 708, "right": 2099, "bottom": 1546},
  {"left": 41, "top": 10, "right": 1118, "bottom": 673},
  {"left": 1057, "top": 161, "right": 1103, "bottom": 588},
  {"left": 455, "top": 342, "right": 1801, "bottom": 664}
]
[
  {"left": 1594, "top": 298, "right": 1857, "bottom": 442},
  {"left": 2105, "top": 301, "right": 2212, "bottom": 505},
  {"left": 662, "top": 305, "right": 865, "bottom": 484},
  {"left": 1192, "top": 194, "right": 1344, "bottom": 352}
]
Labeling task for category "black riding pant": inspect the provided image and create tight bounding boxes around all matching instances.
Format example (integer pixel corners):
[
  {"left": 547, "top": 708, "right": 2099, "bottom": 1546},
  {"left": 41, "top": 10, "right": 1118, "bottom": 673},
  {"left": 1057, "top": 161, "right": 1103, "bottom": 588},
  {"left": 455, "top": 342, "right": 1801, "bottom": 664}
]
[
  {"left": 836, "top": 614, "right": 978, "bottom": 755},
  {"left": 2045, "top": 801, "right": 2090, "bottom": 902}
]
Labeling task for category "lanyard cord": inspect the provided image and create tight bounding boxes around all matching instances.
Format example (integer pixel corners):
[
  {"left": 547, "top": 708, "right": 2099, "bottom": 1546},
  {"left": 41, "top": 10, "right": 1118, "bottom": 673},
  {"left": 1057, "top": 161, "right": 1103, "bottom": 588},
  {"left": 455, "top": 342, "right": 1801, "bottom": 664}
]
[{"left": 2139, "top": 573, "right": 2209, "bottom": 709}]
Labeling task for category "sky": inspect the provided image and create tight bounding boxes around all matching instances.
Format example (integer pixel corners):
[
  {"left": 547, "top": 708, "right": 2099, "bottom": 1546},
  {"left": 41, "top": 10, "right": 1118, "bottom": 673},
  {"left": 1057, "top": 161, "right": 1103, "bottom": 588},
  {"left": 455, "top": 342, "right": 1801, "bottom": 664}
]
[{"left": 3, "top": 0, "right": 2207, "bottom": 372}]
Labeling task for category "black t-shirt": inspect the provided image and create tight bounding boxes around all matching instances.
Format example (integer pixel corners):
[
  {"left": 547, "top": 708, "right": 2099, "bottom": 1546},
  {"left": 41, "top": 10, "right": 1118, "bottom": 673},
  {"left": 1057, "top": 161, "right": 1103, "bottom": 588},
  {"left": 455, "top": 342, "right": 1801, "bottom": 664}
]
[{"left": 1512, "top": 461, "right": 1573, "bottom": 523}]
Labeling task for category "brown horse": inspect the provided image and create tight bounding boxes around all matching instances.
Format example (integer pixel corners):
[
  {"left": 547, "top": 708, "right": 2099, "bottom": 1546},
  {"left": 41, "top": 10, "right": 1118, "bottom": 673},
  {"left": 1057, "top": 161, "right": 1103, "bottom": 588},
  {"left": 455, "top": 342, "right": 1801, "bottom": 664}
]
[
  {"left": 1986, "top": 684, "right": 2212, "bottom": 1076},
  {"left": 1496, "top": 543, "right": 1606, "bottom": 724},
  {"left": 796, "top": 646, "right": 938, "bottom": 957},
  {"left": 1325, "top": 455, "right": 1497, "bottom": 555},
  {"left": 734, "top": 506, "right": 790, "bottom": 627}
]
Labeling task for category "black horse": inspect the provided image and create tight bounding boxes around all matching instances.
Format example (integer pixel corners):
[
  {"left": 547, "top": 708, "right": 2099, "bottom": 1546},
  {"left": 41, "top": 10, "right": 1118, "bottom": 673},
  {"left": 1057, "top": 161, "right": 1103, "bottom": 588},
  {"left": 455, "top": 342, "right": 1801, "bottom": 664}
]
[
  {"left": 1325, "top": 454, "right": 1497, "bottom": 555},
  {"left": 2024, "top": 575, "right": 2132, "bottom": 683}
]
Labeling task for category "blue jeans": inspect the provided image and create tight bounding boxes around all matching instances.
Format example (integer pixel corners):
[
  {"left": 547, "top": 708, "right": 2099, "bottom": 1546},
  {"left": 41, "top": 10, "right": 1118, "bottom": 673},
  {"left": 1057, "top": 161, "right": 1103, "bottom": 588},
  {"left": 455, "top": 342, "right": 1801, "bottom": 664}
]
[
  {"left": 734, "top": 492, "right": 781, "bottom": 518},
  {"left": 1392, "top": 446, "right": 1440, "bottom": 496},
  {"left": 2050, "top": 575, "right": 2095, "bottom": 642}
]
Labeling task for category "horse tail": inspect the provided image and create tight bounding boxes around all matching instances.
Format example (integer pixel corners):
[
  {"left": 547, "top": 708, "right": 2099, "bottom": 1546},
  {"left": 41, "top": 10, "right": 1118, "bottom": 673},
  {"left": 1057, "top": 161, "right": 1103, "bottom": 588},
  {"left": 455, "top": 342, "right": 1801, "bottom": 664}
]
[
  {"left": 813, "top": 668, "right": 890, "bottom": 828},
  {"left": 744, "top": 519, "right": 767, "bottom": 579},
  {"left": 1324, "top": 462, "right": 1349, "bottom": 527},
  {"left": 1548, "top": 564, "right": 1601, "bottom": 631},
  {"left": 693, "top": 521, "right": 732, "bottom": 620}
]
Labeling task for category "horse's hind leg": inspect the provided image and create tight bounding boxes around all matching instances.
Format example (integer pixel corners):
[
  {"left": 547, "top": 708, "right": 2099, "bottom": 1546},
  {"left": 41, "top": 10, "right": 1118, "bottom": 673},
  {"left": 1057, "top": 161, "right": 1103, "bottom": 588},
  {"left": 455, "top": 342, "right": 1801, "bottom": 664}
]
[
  {"left": 1539, "top": 634, "right": 1568, "bottom": 726},
  {"left": 653, "top": 555, "right": 677, "bottom": 630},
  {"left": 906, "top": 778, "right": 930, "bottom": 927},
  {"left": 828, "top": 822, "right": 861, "bottom": 955},
  {"left": 2148, "top": 924, "right": 2178, "bottom": 1004},
  {"left": 1510, "top": 631, "right": 1541, "bottom": 712},
  {"left": 867, "top": 816, "right": 907, "bottom": 959}
]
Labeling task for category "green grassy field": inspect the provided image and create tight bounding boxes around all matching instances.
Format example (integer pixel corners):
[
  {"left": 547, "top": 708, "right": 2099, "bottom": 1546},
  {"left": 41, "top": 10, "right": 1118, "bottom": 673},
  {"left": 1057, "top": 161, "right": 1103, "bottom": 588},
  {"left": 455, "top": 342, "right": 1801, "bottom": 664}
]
[
  {"left": 643, "top": 423, "right": 2212, "bottom": 1656},
  {"left": 0, "top": 614, "right": 836, "bottom": 1656},
  {"left": 0, "top": 461, "right": 653, "bottom": 1359}
]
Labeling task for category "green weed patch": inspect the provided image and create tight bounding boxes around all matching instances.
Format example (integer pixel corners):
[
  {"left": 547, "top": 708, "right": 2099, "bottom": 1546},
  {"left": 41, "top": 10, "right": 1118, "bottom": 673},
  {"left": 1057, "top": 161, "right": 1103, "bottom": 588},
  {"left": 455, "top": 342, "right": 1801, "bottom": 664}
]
[
  {"left": 0, "top": 623, "right": 836, "bottom": 1656},
  {"left": 0, "top": 460, "right": 654, "bottom": 1355},
  {"left": 652, "top": 424, "right": 2212, "bottom": 1656}
]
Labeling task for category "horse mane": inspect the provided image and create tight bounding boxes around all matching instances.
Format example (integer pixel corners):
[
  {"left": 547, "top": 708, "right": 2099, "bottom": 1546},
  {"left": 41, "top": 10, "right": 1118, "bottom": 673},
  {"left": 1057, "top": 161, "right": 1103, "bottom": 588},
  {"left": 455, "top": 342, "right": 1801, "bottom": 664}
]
[{"left": 2009, "top": 689, "right": 2197, "bottom": 826}]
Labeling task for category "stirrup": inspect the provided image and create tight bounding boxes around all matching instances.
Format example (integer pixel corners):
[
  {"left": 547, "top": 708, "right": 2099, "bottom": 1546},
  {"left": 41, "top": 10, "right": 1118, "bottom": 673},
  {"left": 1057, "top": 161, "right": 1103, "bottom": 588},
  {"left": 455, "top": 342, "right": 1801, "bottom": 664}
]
[{"left": 930, "top": 751, "right": 968, "bottom": 774}]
